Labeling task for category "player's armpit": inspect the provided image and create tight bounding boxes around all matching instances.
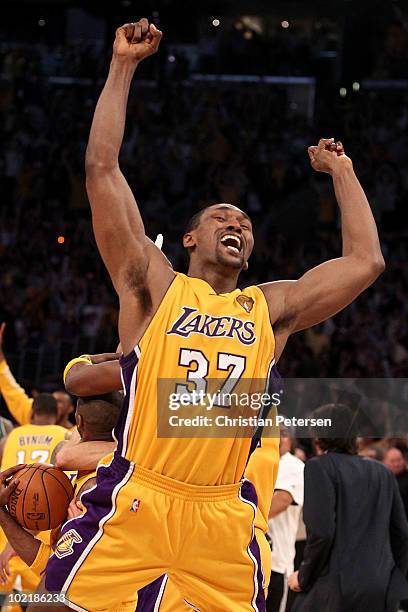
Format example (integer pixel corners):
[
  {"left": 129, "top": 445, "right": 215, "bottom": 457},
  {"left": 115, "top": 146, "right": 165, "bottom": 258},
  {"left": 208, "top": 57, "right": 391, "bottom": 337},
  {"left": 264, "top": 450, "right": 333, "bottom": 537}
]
[{"left": 260, "top": 253, "right": 384, "bottom": 335}]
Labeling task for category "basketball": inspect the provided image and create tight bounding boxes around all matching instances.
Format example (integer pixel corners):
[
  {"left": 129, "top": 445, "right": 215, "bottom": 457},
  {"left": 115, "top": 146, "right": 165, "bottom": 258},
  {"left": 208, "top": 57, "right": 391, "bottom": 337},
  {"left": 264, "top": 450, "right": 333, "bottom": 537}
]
[{"left": 7, "top": 464, "right": 74, "bottom": 531}]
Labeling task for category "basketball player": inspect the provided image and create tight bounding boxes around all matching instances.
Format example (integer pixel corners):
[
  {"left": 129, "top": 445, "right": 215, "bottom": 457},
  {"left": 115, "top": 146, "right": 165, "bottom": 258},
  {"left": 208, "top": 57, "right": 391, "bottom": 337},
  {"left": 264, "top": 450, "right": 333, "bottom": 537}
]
[
  {"left": 61, "top": 229, "right": 280, "bottom": 608},
  {"left": 0, "top": 324, "right": 75, "bottom": 430},
  {"left": 62, "top": 353, "right": 279, "bottom": 607},
  {"left": 34, "top": 18, "right": 384, "bottom": 612},
  {"left": 0, "top": 393, "right": 125, "bottom": 603},
  {"left": 0, "top": 393, "right": 67, "bottom": 596}
]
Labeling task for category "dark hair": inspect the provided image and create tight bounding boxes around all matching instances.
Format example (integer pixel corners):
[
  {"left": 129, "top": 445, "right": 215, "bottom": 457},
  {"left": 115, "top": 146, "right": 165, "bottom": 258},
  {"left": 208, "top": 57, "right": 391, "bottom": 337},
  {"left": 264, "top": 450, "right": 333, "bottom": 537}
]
[
  {"left": 77, "top": 392, "right": 123, "bottom": 438},
  {"left": 183, "top": 208, "right": 208, "bottom": 262},
  {"left": 312, "top": 403, "right": 358, "bottom": 455},
  {"left": 32, "top": 393, "right": 58, "bottom": 417}
]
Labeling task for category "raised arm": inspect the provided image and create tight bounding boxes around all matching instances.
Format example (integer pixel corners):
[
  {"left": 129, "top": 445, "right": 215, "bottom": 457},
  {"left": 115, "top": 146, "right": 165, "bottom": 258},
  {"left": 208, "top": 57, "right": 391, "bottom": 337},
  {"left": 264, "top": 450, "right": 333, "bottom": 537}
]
[
  {"left": 86, "top": 19, "right": 174, "bottom": 353},
  {"left": 260, "top": 139, "right": 385, "bottom": 359},
  {"left": 0, "top": 323, "right": 32, "bottom": 425}
]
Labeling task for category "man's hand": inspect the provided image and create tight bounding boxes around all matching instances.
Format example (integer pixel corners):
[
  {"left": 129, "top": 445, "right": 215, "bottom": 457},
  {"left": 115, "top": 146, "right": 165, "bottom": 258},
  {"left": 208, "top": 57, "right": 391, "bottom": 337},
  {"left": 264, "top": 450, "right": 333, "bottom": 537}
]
[
  {"left": 0, "top": 322, "right": 5, "bottom": 361},
  {"left": 67, "top": 499, "right": 84, "bottom": 520},
  {"left": 0, "top": 464, "right": 26, "bottom": 508},
  {"left": 308, "top": 138, "right": 351, "bottom": 175},
  {"left": 87, "top": 352, "right": 121, "bottom": 365},
  {"left": 0, "top": 543, "right": 16, "bottom": 585},
  {"left": 288, "top": 570, "right": 302, "bottom": 592},
  {"left": 113, "top": 18, "right": 162, "bottom": 63}
]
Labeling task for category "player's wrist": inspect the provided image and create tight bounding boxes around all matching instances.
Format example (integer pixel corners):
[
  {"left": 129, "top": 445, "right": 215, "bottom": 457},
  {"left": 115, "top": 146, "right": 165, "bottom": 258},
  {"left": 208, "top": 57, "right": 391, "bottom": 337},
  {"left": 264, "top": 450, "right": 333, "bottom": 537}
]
[
  {"left": 330, "top": 156, "right": 353, "bottom": 178},
  {"left": 63, "top": 356, "right": 93, "bottom": 385},
  {"left": 111, "top": 54, "right": 140, "bottom": 72}
]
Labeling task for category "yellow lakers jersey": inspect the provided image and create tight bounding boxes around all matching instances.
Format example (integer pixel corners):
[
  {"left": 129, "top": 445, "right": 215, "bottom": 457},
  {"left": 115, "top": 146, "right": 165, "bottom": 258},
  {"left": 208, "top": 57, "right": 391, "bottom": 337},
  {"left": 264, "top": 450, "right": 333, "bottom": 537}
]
[
  {"left": 117, "top": 272, "right": 276, "bottom": 485},
  {"left": 74, "top": 470, "right": 97, "bottom": 499},
  {"left": 1, "top": 424, "right": 67, "bottom": 471}
]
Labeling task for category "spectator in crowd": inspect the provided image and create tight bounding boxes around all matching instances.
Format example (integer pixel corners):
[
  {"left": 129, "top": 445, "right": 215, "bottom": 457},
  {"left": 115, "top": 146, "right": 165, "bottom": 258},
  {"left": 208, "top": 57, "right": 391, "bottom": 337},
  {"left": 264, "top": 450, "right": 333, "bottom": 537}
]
[
  {"left": 288, "top": 404, "right": 408, "bottom": 612},
  {"left": 267, "top": 425, "right": 304, "bottom": 612},
  {"left": 384, "top": 447, "right": 408, "bottom": 518}
]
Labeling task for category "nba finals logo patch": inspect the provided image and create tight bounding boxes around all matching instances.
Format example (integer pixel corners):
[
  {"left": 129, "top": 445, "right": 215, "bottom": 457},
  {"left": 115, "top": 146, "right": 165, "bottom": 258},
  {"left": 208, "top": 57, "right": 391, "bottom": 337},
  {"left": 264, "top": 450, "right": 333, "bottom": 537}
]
[
  {"left": 237, "top": 295, "right": 254, "bottom": 313},
  {"left": 130, "top": 499, "right": 141, "bottom": 513},
  {"left": 55, "top": 529, "right": 83, "bottom": 559}
]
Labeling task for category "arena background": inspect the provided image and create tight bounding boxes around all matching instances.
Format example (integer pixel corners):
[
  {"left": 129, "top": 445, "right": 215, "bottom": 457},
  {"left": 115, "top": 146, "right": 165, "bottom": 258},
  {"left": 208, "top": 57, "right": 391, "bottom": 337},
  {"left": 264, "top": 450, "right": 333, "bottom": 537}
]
[{"left": 0, "top": 0, "right": 407, "bottom": 408}]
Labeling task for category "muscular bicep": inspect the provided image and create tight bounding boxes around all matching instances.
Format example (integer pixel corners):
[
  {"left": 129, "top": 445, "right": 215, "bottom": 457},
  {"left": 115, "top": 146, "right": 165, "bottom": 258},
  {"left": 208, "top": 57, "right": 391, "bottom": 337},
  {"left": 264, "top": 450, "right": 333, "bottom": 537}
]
[
  {"left": 86, "top": 165, "right": 149, "bottom": 291},
  {"left": 86, "top": 165, "right": 175, "bottom": 353},
  {"left": 260, "top": 254, "right": 381, "bottom": 336}
]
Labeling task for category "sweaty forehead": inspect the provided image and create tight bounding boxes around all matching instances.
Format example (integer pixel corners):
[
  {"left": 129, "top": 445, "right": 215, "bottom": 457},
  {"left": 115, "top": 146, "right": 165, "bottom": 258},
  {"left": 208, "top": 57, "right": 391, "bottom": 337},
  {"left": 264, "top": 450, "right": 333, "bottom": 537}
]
[{"left": 205, "top": 204, "right": 251, "bottom": 223}]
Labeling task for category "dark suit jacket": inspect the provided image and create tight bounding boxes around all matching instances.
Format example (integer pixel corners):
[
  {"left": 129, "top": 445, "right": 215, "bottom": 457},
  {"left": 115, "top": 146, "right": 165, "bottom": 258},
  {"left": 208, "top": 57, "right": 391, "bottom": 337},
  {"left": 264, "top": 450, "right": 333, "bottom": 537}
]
[{"left": 293, "top": 453, "right": 408, "bottom": 612}]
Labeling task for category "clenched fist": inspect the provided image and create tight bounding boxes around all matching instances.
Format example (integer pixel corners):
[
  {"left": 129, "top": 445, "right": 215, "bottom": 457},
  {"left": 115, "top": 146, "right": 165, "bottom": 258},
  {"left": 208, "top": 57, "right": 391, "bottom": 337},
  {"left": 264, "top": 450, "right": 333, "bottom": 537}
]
[
  {"left": 308, "top": 138, "right": 352, "bottom": 175},
  {"left": 113, "top": 18, "right": 162, "bottom": 63}
]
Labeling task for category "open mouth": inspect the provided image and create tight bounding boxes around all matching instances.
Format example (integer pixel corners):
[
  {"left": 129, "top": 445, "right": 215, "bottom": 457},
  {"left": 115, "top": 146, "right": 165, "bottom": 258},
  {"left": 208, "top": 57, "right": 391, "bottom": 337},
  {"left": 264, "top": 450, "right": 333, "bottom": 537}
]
[{"left": 220, "top": 234, "right": 242, "bottom": 255}]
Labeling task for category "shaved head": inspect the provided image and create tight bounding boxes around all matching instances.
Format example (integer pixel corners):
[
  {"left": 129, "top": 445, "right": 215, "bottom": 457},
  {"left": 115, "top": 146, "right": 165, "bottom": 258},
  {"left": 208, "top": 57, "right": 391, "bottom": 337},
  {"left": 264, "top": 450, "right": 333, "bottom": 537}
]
[{"left": 76, "top": 392, "right": 122, "bottom": 440}]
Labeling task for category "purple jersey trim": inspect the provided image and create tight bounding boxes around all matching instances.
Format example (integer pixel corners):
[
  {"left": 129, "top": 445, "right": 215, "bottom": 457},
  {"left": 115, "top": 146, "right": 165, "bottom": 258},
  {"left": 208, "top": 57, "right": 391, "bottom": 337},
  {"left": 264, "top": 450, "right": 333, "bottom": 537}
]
[
  {"left": 136, "top": 574, "right": 167, "bottom": 611},
  {"left": 115, "top": 349, "right": 139, "bottom": 456},
  {"left": 240, "top": 479, "right": 266, "bottom": 612},
  {"left": 45, "top": 455, "right": 133, "bottom": 594}
]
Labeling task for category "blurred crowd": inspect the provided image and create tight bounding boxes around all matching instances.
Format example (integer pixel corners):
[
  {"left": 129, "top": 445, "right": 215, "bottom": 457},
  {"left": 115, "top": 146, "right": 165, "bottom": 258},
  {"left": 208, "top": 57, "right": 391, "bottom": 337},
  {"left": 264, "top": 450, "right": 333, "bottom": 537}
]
[
  {"left": 0, "top": 41, "right": 408, "bottom": 392},
  {"left": 1, "top": 15, "right": 407, "bottom": 79}
]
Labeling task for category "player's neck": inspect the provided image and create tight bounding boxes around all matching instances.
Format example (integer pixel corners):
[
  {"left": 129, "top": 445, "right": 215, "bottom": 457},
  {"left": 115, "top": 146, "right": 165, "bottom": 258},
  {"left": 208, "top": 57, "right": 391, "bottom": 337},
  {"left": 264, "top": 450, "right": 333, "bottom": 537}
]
[
  {"left": 31, "top": 417, "right": 57, "bottom": 426},
  {"left": 187, "top": 262, "right": 239, "bottom": 294},
  {"left": 83, "top": 433, "right": 114, "bottom": 443}
]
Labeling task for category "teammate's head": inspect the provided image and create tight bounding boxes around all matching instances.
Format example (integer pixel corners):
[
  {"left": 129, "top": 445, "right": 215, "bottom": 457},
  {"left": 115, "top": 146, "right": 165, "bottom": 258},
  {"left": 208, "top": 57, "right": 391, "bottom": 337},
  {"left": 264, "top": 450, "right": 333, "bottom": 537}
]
[
  {"left": 53, "top": 390, "right": 75, "bottom": 425},
  {"left": 312, "top": 403, "right": 358, "bottom": 455},
  {"left": 31, "top": 393, "right": 58, "bottom": 425},
  {"left": 183, "top": 204, "right": 254, "bottom": 273},
  {"left": 76, "top": 392, "right": 123, "bottom": 442}
]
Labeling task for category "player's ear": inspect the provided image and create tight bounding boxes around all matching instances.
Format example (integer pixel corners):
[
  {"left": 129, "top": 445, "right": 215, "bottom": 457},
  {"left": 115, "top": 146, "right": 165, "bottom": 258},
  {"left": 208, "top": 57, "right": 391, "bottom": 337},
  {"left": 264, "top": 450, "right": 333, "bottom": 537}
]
[
  {"left": 183, "top": 232, "right": 196, "bottom": 249},
  {"left": 76, "top": 413, "right": 83, "bottom": 430}
]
